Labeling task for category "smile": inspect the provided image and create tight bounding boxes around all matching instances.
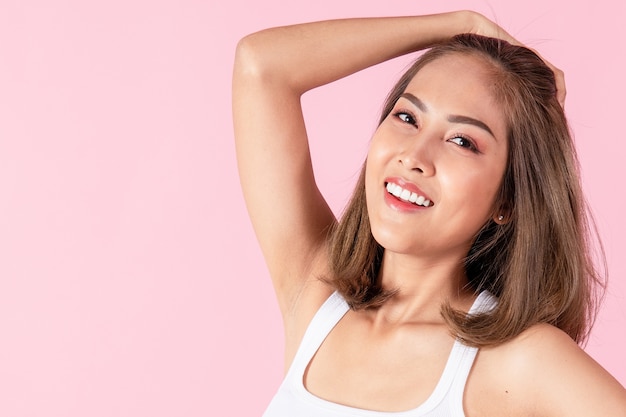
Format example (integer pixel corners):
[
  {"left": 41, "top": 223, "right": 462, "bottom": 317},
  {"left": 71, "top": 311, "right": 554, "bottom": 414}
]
[{"left": 385, "top": 182, "right": 432, "bottom": 207}]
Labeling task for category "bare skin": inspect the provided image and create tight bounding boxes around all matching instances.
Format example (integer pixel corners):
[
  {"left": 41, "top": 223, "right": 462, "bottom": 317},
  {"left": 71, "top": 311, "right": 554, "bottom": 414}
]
[{"left": 233, "top": 10, "right": 626, "bottom": 417}]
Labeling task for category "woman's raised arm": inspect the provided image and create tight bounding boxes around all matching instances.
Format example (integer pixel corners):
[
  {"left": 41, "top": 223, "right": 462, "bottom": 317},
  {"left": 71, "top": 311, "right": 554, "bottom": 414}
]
[{"left": 231, "top": 11, "right": 511, "bottom": 315}]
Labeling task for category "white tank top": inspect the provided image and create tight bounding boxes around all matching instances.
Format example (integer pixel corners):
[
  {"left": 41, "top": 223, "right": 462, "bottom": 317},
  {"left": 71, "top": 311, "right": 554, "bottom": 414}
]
[{"left": 263, "top": 291, "right": 497, "bottom": 417}]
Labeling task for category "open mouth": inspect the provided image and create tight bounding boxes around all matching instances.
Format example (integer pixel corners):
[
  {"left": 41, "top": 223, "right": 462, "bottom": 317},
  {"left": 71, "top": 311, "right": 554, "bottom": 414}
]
[{"left": 385, "top": 182, "right": 432, "bottom": 207}]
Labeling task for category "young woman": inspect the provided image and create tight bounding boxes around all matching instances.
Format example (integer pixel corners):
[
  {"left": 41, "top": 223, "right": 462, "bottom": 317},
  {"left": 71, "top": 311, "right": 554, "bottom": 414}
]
[{"left": 232, "top": 10, "right": 626, "bottom": 417}]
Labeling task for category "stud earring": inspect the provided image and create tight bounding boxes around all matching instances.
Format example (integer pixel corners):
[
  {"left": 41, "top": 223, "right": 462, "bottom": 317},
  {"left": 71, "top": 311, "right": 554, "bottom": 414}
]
[{"left": 498, "top": 215, "right": 504, "bottom": 221}]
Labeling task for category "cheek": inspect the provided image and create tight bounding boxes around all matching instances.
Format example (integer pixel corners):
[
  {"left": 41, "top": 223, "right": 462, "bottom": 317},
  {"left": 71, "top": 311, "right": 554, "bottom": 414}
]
[
  {"left": 364, "top": 159, "right": 376, "bottom": 210},
  {"left": 440, "top": 161, "right": 505, "bottom": 217},
  {"left": 368, "top": 122, "right": 400, "bottom": 159},
  {"left": 364, "top": 136, "right": 390, "bottom": 185},
  {"left": 367, "top": 133, "right": 388, "bottom": 161}
]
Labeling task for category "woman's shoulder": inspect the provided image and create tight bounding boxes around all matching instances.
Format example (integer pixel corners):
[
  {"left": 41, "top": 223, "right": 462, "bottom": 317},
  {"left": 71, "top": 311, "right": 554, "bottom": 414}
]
[{"left": 466, "top": 323, "right": 626, "bottom": 417}]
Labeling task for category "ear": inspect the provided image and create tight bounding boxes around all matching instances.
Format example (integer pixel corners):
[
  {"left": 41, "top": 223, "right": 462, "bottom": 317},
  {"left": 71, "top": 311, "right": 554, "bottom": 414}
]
[
  {"left": 493, "top": 208, "right": 512, "bottom": 225},
  {"left": 492, "top": 199, "right": 512, "bottom": 225}
]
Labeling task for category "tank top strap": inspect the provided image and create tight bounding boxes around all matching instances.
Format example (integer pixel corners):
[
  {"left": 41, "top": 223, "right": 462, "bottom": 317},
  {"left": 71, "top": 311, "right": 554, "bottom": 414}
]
[
  {"left": 285, "top": 291, "right": 350, "bottom": 381},
  {"left": 439, "top": 291, "right": 499, "bottom": 415}
]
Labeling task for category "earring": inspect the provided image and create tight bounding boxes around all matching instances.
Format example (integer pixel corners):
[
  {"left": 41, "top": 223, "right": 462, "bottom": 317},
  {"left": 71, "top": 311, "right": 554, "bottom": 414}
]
[{"left": 498, "top": 215, "right": 504, "bottom": 221}]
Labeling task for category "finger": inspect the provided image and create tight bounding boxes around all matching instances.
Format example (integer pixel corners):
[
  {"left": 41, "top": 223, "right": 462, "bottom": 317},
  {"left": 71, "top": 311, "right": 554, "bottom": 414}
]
[
  {"left": 545, "top": 63, "right": 566, "bottom": 108},
  {"left": 529, "top": 48, "right": 566, "bottom": 108},
  {"left": 554, "top": 68, "right": 566, "bottom": 108}
]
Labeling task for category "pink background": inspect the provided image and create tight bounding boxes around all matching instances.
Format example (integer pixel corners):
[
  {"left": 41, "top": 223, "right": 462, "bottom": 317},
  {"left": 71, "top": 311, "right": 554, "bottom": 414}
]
[{"left": 0, "top": 0, "right": 624, "bottom": 415}]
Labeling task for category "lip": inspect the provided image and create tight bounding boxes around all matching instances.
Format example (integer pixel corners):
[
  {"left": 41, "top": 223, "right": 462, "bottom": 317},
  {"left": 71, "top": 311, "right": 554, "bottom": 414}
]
[{"left": 383, "top": 176, "right": 433, "bottom": 212}]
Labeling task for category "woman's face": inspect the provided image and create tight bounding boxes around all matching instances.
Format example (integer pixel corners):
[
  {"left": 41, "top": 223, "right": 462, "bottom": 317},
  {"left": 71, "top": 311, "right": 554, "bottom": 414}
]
[{"left": 365, "top": 53, "right": 509, "bottom": 261}]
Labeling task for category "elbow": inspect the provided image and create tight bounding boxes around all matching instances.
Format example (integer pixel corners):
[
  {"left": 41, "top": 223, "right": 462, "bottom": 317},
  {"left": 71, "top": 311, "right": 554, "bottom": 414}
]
[
  {"left": 234, "top": 31, "right": 274, "bottom": 81},
  {"left": 234, "top": 29, "right": 297, "bottom": 90}
]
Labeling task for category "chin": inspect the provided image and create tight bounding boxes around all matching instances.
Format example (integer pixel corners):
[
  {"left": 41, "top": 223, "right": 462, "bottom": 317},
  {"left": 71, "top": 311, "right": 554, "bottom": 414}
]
[{"left": 370, "top": 225, "right": 419, "bottom": 255}]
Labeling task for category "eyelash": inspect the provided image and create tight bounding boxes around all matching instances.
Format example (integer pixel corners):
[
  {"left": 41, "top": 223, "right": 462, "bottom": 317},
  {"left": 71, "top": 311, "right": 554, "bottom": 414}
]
[
  {"left": 393, "top": 109, "right": 417, "bottom": 126},
  {"left": 392, "top": 110, "right": 479, "bottom": 153},
  {"left": 449, "top": 133, "right": 478, "bottom": 153}
]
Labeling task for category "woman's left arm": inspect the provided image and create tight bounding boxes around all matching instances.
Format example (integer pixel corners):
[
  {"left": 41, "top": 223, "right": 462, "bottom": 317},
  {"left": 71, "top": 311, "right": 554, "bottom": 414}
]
[{"left": 517, "top": 325, "right": 626, "bottom": 416}]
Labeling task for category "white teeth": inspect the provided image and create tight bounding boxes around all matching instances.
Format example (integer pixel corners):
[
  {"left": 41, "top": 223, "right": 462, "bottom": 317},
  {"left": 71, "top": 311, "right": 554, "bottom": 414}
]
[{"left": 385, "top": 182, "right": 432, "bottom": 207}]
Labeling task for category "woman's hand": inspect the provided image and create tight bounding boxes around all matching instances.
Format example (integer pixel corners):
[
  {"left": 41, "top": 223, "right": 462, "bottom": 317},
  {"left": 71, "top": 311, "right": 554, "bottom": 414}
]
[{"left": 463, "top": 10, "right": 566, "bottom": 107}]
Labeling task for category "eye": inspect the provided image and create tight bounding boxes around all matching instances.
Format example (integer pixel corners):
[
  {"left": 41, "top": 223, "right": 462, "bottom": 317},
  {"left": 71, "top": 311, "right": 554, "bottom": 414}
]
[
  {"left": 449, "top": 135, "right": 478, "bottom": 152},
  {"left": 393, "top": 111, "right": 417, "bottom": 126}
]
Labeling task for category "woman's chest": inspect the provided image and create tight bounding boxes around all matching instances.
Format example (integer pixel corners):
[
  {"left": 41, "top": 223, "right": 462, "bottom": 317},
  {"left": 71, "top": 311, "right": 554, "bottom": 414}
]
[{"left": 303, "top": 312, "right": 457, "bottom": 413}]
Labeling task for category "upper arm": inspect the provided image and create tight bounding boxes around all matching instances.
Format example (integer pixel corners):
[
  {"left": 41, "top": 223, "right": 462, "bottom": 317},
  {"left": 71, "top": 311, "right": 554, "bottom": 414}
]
[
  {"left": 531, "top": 327, "right": 626, "bottom": 417},
  {"left": 232, "top": 35, "right": 336, "bottom": 315},
  {"left": 468, "top": 324, "right": 626, "bottom": 417},
  {"left": 509, "top": 325, "right": 626, "bottom": 417}
]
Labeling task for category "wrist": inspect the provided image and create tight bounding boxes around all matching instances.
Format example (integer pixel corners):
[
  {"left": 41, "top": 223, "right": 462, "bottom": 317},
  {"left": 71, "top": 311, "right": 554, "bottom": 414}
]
[
  {"left": 421, "top": 10, "right": 479, "bottom": 46},
  {"left": 450, "top": 10, "right": 482, "bottom": 35}
]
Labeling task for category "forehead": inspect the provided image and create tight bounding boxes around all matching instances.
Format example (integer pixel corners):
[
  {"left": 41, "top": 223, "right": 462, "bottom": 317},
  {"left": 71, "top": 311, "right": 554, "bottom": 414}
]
[
  {"left": 403, "top": 53, "right": 507, "bottom": 137},
  {"left": 408, "top": 52, "right": 498, "bottom": 93}
]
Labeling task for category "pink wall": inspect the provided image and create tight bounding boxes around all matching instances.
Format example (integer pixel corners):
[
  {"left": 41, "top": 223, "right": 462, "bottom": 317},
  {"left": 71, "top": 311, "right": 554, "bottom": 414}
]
[{"left": 0, "top": 0, "right": 623, "bottom": 415}]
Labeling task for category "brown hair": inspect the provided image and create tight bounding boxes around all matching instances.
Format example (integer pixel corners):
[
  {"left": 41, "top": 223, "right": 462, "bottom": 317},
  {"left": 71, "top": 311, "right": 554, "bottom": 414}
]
[{"left": 326, "top": 34, "right": 606, "bottom": 347}]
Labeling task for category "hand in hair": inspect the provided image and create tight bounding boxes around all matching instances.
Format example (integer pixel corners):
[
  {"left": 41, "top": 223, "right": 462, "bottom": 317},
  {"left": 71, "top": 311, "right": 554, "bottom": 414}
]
[{"left": 464, "top": 11, "right": 566, "bottom": 107}]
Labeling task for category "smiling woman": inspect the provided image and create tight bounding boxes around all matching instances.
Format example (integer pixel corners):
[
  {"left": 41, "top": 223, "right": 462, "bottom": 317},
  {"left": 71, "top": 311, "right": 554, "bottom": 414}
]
[
  {"left": 364, "top": 52, "right": 509, "bottom": 288},
  {"left": 232, "top": 10, "right": 626, "bottom": 417}
]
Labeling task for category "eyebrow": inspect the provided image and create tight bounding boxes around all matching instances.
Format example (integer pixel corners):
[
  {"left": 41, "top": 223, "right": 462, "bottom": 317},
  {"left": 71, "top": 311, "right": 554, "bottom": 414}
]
[{"left": 400, "top": 92, "right": 495, "bottom": 138}]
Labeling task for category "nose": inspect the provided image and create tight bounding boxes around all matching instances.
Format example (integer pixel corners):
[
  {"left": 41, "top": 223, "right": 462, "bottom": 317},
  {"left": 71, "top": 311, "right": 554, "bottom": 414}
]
[{"left": 398, "top": 134, "right": 436, "bottom": 176}]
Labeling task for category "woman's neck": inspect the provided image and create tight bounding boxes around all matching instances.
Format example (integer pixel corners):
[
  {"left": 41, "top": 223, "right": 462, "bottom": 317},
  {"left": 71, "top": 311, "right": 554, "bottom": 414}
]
[{"left": 370, "top": 250, "right": 474, "bottom": 326}]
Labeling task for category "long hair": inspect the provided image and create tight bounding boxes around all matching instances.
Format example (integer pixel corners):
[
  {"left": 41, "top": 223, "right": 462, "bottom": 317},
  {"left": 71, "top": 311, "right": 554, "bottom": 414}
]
[{"left": 326, "top": 34, "right": 606, "bottom": 347}]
